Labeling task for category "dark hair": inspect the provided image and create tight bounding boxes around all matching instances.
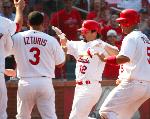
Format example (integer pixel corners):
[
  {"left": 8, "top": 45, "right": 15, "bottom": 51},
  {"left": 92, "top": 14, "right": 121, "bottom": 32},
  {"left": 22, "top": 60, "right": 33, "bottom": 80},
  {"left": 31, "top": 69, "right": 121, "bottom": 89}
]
[{"left": 28, "top": 11, "right": 44, "bottom": 26}]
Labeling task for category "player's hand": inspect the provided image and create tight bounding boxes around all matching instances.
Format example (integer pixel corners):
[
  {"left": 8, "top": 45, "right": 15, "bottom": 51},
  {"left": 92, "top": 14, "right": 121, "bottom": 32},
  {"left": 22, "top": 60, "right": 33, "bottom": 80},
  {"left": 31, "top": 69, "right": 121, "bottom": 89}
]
[
  {"left": 95, "top": 53, "right": 106, "bottom": 62},
  {"left": 52, "top": 26, "right": 62, "bottom": 36},
  {"left": 14, "top": 0, "right": 25, "bottom": 11},
  {"left": 4, "top": 69, "right": 17, "bottom": 78},
  {"left": 116, "top": 79, "right": 121, "bottom": 85},
  {"left": 52, "top": 26, "right": 67, "bottom": 48}
]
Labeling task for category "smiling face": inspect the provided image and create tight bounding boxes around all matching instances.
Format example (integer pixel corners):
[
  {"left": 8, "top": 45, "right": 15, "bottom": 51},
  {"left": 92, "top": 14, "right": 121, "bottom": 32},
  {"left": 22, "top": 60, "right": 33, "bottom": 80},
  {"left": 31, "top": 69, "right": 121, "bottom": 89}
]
[{"left": 81, "top": 30, "right": 97, "bottom": 42}]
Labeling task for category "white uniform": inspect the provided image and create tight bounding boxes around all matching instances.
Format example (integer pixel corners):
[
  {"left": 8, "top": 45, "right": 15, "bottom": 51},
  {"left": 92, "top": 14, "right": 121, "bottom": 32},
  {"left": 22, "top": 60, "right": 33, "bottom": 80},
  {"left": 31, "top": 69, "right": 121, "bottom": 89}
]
[
  {"left": 67, "top": 39, "right": 110, "bottom": 119},
  {"left": 0, "top": 16, "right": 16, "bottom": 119},
  {"left": 11, "top": 30, "right": 65, "bottom": 119},
  {"left": 99, "top": 30, "right": 150, "bottom": 119}
]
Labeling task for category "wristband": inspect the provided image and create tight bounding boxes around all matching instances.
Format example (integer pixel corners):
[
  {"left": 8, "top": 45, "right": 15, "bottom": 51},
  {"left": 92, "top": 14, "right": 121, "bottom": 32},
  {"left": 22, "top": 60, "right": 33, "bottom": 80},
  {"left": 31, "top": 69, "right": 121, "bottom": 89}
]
[
  {"left": 16, "top": 23, "right": 20, "bottom": 32},
  {"left": 61, "top": 45, "right": 67, "bottom": 49},
  {"left": 106, "top": 56, "right": 117, "bottom": 64}
]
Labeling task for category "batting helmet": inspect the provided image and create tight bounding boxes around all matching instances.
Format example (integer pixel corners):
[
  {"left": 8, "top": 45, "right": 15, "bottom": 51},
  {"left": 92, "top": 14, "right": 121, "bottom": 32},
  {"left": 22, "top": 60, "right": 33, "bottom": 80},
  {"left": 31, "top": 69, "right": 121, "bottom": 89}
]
[
  {"left": 78, "top": 20, "right": 101, "bottom": 34},
  {"left": 116, "top": 9, "right": 140, "bottom": 27}
]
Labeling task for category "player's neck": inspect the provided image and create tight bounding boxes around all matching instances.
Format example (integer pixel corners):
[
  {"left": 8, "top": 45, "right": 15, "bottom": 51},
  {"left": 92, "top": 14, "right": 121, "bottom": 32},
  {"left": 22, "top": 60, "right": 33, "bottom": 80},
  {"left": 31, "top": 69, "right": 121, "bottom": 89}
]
[
  {"left": 85, "top": 38, "right": 96, "bottom": 42},
  {"left": 30, "top": 26, "right": 43, "bottom": 32}
]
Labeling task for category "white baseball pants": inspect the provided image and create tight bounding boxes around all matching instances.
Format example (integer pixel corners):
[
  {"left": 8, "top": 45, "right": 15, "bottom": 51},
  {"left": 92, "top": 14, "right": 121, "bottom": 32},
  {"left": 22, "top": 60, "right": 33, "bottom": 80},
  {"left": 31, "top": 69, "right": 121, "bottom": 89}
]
[
  {"left": 69, "top": 82, "right": 102, "bottom": 119},
  {"left": 16, "top": 77, "right": 57, "bottom": 119},
  {"left": 0, "top": 73, "right": 7, "bottom": 119},
  {"left": 99, "top": 80, "right": 150, "bottom": 119}
]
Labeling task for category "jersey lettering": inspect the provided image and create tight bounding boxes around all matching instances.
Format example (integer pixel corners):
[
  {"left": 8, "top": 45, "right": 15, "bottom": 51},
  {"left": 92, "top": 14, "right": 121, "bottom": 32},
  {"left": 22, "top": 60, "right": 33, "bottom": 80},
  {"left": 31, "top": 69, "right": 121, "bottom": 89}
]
[
  {"left": 24, "top": 37, "right": 47, "bottom": 46},
  {"left": 147, "top": 47, "right": 150, "bottom": 64},
  {"left": 29, "top": 47, "right": 40, "bottom": 65},
  {"left": 120, "top": 65, "right": 124, "bottom": 73}
]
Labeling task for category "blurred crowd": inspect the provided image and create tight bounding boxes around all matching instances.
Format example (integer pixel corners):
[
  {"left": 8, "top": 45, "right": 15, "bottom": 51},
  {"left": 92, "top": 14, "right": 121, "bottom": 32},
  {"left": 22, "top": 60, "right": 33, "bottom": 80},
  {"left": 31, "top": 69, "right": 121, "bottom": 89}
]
[{"left": 1, "top": 0, "right": 150, "bottom": 80}]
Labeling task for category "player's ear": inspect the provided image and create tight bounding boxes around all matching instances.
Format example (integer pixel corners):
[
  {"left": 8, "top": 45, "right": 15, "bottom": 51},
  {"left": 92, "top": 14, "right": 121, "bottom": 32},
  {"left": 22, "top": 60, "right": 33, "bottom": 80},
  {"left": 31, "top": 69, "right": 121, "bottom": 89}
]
[{"left": 40, "top": 22, "right": 44, "bottom": 31}]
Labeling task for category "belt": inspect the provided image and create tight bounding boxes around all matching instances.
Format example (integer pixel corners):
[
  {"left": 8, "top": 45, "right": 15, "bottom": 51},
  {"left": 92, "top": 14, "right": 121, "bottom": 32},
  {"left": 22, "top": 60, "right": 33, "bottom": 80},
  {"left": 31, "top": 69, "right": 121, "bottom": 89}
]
[{"left": 76, "top": 80, "right": 101, "bottom": 85}]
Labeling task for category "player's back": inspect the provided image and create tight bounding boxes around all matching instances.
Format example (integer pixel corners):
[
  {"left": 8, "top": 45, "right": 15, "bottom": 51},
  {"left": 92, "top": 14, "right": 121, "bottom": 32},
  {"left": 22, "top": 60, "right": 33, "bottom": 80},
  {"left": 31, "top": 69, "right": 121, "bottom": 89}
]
[
  {"left": 134, "top": 31, "right": 150, "bottom": 81},
  {"left": 12, "top": 30, "right": 65, "bottom": 78}
]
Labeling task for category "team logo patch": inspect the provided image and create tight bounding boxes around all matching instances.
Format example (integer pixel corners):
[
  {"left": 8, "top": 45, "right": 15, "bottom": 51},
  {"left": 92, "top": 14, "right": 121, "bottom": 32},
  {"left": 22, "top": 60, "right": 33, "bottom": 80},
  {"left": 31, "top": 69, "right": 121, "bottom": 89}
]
[{"left": 0, "top": 33, "right": 3, "bottom": 39}]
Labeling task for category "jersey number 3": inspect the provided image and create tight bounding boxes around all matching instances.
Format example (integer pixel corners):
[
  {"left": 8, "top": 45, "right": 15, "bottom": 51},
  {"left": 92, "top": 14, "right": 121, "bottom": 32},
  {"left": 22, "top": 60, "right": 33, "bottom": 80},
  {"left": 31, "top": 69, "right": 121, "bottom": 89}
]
[{"left": 29, "top": 47, "right": 40, "bottom": 65}]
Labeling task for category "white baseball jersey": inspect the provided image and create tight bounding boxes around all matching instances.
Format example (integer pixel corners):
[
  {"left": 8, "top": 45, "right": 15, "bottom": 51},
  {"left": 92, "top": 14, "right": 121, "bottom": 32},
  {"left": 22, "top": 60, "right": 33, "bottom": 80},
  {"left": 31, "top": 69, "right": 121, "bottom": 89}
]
[
  {"left": 67, "top": 39, "right": 109, "bottom": 81},
  {"left": 12, "top": 30, "right": 65, "bottom": 78},
  {"left": 118, "top": 30, "right": 150, "bottom": 81},
  {"left": 0, "top": 16, "right": 16, "bottom": 36},
  {"left": 0, "top": 16, "right": 17, "bottom": 73}
]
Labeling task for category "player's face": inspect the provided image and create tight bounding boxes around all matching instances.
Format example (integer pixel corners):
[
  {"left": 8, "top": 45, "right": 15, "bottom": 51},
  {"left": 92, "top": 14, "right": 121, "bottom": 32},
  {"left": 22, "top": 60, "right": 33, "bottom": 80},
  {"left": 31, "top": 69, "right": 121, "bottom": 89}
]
[
  {"left": 82, "top": 30, "right": 97, "bottom": 42},
  {"left": 120, "top": 24, "right": 132, "bottom": 34}
]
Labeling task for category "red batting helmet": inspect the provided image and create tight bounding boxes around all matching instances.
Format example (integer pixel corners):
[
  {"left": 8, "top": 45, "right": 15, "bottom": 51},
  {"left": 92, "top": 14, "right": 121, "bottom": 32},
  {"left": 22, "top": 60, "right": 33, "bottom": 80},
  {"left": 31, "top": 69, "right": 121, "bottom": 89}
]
[
  {"left": 116, "top": 9, "right": 140, "bottom": 27},
  {"left": 78, "top": 20, "right": 101, "bottom": 34}
]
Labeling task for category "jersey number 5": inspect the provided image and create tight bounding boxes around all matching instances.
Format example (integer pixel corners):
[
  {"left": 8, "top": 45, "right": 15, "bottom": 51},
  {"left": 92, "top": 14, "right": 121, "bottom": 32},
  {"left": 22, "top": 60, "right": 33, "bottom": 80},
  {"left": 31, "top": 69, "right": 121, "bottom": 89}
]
[{"left": 29, "top": 47, "right": 40, "bottom": 65}]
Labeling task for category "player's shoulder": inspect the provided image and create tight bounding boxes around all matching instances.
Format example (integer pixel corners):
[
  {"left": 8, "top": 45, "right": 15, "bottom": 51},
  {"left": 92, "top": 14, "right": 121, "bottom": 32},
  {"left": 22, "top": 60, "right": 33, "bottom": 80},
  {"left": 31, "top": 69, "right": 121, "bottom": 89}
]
[
  {"left": 96, "top": 38, "right": 105, "bottom": 44},
  {"left": 128, "top": 30, "right": 143, "bottom": 39},
  {"left": 39, "top": 32, "right": 58, "bottom": 44},
  {"left": 12, "top": 30, "right": 27, "bottom": 39},
  {"left": 0, "top": 16, "right": 7, "bottom": 21},
  {"left": 0, "top": 16, "right": 14, "bottom": 24},
  {"left": 40, "top": 31, "right": 56, "bottom": 40},
  {"left": 68, "top": 40, "right": 84, "bottom": 46}
]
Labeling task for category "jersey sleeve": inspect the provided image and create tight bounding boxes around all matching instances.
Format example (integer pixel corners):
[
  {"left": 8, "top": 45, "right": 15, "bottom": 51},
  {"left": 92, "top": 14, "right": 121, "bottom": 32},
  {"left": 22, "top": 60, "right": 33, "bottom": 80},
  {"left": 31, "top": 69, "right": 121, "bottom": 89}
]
[
  {"left": 119, "top": 36, "right": 137, "bottom": 60},
  {"left": 66, "top": 40, "right": 79, "bottom": 58}
]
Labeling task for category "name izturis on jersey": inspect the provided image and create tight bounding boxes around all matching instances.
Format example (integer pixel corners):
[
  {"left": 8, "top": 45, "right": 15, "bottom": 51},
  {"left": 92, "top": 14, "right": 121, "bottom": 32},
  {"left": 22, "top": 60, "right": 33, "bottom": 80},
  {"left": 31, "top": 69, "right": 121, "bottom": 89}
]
[{"left": 24, "top": 36, "right": 48, "bottom": 46}]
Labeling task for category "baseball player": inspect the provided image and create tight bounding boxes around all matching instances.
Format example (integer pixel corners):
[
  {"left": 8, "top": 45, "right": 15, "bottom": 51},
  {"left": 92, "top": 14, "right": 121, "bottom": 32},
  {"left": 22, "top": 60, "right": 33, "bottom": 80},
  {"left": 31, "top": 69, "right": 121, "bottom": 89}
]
[
  {"left": 97, "top": 9, "right": 150, "bottom": 119},
  {"left": 52, "top": 20, "right": 119, "bottom": 119},
  {"left": 11, "top": 11, "right": 65, "bottom": 119},
  {"left": 0, "top": 0, "right": 25, "bottom": 118}
]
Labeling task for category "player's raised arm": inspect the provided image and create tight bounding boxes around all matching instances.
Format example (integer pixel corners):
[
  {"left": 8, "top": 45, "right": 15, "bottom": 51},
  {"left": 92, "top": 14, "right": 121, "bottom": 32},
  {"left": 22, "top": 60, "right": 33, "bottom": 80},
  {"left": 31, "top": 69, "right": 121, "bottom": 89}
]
[
  {"left": 102, "top": 42, "right": 119, "bottom": 55},
  {"left": 52, "top": 26, "right": 68, "bottom": 50},
  {"left": 14, "top": 0, "right": 25, "bottom": 32},
  {"left": 97, "top": 53, "right": 130, "bottom": 65}
]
